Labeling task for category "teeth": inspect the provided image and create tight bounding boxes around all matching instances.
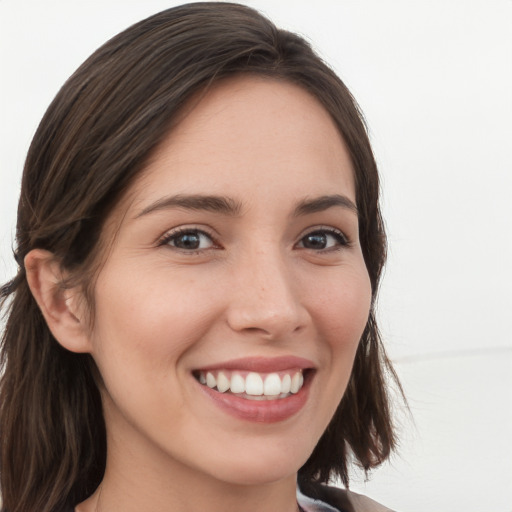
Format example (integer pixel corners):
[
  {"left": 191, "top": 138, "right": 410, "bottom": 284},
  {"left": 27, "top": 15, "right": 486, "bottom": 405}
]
[
  {"left": 291, "top": 372, "right": 304, "bottom": 394},
  {"left": 216, "top": 371, "right": 230, "bottom": 393},
  {"left": 263, "top": 373, "right": 281, "bottom": 396},
  {"left": 245, "top": 372, "right": 264, "bottom": 395},
  {"left": 281, "top": 374, "right": 291, "bottom": 394},
  {"left": 230, "top": 373, "right": 245, "bottom": 393},
  {"left": 206, "top": 372, "right": 216, "bottom": 389},
  {"left": 197, "top": 369, "right": 305, "bottom": 398}
]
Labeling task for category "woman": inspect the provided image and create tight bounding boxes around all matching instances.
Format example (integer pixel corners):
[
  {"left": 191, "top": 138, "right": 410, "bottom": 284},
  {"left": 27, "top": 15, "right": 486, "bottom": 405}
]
[{"left": 0, "top": 3, "right": 401, "bottom": 511}]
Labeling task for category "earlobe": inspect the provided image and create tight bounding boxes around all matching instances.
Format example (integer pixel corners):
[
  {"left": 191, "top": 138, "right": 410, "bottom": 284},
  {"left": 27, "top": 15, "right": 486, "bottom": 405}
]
[{"left": 24, "top": 249, "right": 92, "bottom": 353}]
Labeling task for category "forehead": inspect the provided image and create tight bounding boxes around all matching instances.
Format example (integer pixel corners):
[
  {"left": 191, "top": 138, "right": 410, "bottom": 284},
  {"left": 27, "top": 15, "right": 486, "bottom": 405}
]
[{"left": 123, "top": 75, "right": 355, "bottom": 217}]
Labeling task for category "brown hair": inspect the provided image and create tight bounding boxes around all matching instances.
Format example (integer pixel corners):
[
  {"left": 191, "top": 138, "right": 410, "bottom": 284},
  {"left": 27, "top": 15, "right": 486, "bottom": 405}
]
[{"left": 0, "top": 3, "right": 400, "bottom": 511}]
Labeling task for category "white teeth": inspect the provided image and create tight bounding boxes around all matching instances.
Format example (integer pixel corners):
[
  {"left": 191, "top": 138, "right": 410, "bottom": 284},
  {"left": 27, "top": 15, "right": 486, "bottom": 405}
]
[
  {"left": 230, "top": 373, "right": 245, "bottom": 393},
  {"left": 216, "top": 371, "right": 230, "bottom": 393},
  {"left": 198, "top": 369, "right": 306, "bottom": 397},
  {"left": 263, "top": 373, "right": 282, "bottom": 396},
  {"left": 290, "top": 372, "right": 303, "bottom": 394},
  {"left": 245, "top": 372, "right": 264, "bottom": 395},
  {"left": 281, "top": 374, "right": 291, "bottom": 394},
  {"left": 206, "top": 372, "right": 216, "bottom": 389}
]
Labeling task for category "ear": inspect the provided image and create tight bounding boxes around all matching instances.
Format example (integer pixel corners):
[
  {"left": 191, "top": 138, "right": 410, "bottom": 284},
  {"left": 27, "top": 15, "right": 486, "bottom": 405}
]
[{"left": 24, "top": 249, "right": 92, "bottom": 353}]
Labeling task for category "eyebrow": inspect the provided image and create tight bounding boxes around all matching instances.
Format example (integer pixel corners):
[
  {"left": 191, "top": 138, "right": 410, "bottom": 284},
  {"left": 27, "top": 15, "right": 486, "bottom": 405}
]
[
  {"left": 293, "top": 194, "right": 358, "bottom": 216},
  {"left": 135, "top": 193, "right": 357, "bottom": 219},
  {"left": 136, "top": 194, "right": 243, "bottom": 218}
]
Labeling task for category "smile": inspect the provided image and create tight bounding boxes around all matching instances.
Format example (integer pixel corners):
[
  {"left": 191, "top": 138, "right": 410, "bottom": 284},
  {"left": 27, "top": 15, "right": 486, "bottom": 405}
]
[
  {"left": 194, "top": 369, "right": 305, "bottom": 400},
  {"left": 192, "top": 356, "right": 314, "bottom": 422}
]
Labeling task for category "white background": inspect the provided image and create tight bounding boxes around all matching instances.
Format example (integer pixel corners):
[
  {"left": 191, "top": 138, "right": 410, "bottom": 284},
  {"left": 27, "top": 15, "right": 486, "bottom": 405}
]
[{"left": 1, "top": 1, "right": 511, "bottom": 510}]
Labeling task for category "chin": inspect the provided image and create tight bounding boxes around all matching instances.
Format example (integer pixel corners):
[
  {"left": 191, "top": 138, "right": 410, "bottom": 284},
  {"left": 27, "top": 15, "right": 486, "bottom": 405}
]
[
  {"left": 200, "top": 438, "right": 313, "bottom": 487},
  {"left": 213, "top": 462, "right": 299, "bottom": 487}
]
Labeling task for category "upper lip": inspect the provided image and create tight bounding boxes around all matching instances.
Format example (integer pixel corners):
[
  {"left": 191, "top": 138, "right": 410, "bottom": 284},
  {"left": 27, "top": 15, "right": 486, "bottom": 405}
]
[{"left": 195, "top": 356, "right": 315, "bottom": 373}]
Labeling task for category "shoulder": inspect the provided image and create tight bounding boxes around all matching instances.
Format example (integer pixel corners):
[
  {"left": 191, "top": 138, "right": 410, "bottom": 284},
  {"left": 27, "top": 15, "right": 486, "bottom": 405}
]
[
  {"left": 343, "top": 489, "right": 394, "bottom": 512},
  {"left": 301, "top": 482, "right": 395, "bottom": 512}
]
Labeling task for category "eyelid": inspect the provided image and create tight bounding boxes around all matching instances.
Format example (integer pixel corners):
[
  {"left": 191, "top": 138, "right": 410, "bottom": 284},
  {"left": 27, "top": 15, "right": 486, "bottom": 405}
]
[
  {"left": 155, "top": 224, "right": 351, "bottom": 253},
  {"left": 157, "top": 225, "right": 220, "bottom": 251},
  {"left": 295, "top": 226, "right": 352, "bottom": 250}
]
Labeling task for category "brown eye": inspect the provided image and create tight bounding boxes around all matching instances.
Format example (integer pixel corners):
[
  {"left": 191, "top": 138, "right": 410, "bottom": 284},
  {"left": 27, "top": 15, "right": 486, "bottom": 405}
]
[
  {"left": 298, "top": 230, "right": 347, "bottom": 250},
  {"left": 164, "top": 229, "right": 214, "bottom": 251}
]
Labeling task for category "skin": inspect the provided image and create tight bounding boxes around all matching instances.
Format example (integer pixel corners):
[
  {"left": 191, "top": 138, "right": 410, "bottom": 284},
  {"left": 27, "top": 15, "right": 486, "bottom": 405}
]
[{"left": 26, "top": 76, "right": 372, "bottom": 512}]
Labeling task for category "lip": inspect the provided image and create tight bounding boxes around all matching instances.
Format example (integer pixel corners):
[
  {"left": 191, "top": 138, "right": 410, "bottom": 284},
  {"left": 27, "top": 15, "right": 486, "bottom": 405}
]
[
  {"left": 193, "top": 356, "right": 315, "bottom": 423},
  {"left": 195, "top": 355, "right": 315, "bottom": 373}
]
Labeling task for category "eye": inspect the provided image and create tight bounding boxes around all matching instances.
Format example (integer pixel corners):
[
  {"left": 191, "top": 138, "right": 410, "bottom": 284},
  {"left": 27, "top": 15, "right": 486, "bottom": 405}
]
[
  {"left": 297, "top": 229, "right": 348, "bottom": 251},
  {"left": 161, "top": 228, "right": 215, "bottom": 251}
]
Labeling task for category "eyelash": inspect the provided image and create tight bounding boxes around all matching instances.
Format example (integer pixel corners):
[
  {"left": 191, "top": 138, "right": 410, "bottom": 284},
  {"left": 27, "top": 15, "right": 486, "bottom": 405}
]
[
  {"left": 158, "top": 226, "right": 350, "bottom": 254},
  {"left": 158, "top": 227, "right": 218, "bottom": 254},
  {"left": 296, "top": 228, "right": 350, "bottom": 252}
]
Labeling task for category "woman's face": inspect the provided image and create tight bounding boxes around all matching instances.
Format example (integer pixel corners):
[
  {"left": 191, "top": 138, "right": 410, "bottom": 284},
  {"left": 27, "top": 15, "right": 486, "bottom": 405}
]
[{"left": 86, "top": 76, "right": 372, "bottom": 486}]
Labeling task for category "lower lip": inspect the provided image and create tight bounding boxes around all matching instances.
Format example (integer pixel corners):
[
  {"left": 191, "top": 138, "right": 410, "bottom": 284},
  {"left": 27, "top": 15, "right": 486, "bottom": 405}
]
[{"left": 196, "top": 377, "right": 311, "bottom": 423}]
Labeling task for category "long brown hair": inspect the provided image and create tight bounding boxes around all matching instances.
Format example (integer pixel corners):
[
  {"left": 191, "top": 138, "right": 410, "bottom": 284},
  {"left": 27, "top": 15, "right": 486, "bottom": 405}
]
[{"left": 0, "top": 3, "right": 400, "bottom": 511}]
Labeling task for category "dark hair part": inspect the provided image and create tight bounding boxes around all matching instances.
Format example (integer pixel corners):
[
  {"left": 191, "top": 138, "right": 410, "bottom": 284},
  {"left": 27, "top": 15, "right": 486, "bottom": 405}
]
[{"left": 0, "top": 3, "right": 400, "bottom": 511}]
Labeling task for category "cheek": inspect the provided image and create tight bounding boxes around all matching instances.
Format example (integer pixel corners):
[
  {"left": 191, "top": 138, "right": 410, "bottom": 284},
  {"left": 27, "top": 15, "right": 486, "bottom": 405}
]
[
  {"left": 88, "top": 266, "right": 225, "bottom": 436},
  {"left": 90, "top": 264, "right": 222, "bottom": 375},
  {"left": 308, "top": 263, "right": 372, "bottom": 402},
  {"left": 290, "top": 264, "right": 371, "bottom": 447},
  {"left": 312, "top": 265, "right": 372, "bottom": 343}
]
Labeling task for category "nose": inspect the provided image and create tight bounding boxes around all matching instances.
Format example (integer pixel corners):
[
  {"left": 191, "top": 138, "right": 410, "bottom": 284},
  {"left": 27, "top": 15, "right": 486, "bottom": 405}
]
[{"left": 226, "top": 248, "right": 309, "bottom": 339}]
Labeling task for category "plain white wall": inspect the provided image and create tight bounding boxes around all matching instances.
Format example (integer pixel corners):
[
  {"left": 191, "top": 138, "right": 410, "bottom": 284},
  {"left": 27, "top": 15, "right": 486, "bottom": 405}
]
[{"left": 1, "top": 1, "right": 511, "bottom": 510}]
